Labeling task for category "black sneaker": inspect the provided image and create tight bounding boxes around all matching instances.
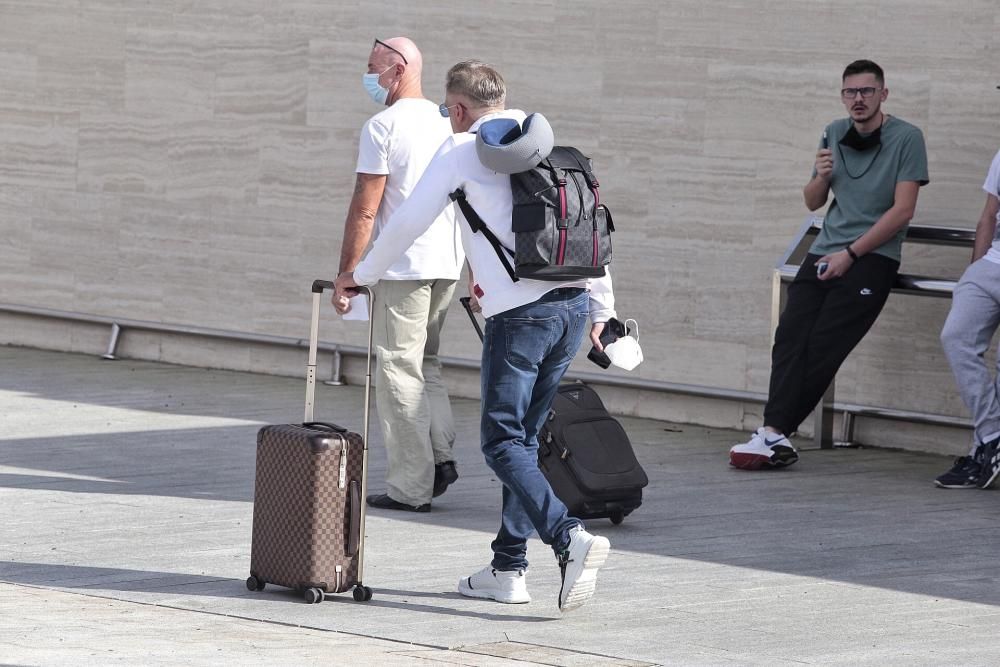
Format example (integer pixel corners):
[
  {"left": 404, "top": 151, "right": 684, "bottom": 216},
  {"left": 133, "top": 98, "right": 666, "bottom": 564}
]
[
  {"left": 366, "top": 493, "right": 430, "bottom": 513},
  {"left": 978, "top": 438, "right": 1000, "bottom": 489},
  {"left": 934, "top": 455, "right": 984, "bottom": 489},
  {"left": 433, "top": 461, "right": 458, "bottom": 498}
]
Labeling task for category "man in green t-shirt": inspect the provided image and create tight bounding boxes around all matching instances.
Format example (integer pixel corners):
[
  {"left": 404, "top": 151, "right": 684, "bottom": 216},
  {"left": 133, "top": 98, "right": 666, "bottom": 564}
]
[{"left": 730, "top": 59, "right": 929, "bottom": 470}]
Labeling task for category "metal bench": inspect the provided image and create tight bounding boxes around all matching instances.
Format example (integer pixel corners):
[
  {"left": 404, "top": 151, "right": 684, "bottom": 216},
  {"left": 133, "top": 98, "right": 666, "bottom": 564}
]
[{"left": 771, "top": 215, "right": 975, "bottom": 448}]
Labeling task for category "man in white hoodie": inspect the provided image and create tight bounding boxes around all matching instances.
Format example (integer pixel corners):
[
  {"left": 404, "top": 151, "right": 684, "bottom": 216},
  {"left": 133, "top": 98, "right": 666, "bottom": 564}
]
[{"left": 335, "top": 60, "right": 614, "bottom": 613}]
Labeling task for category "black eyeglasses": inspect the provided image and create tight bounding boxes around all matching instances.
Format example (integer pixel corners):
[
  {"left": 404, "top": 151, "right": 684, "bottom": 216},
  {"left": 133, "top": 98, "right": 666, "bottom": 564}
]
[
  {"left": 373, "top": 39, "right": 408, "bottom": 65},
  {"left": 841, "top": 87, "right": 881, "bottom": 100}
]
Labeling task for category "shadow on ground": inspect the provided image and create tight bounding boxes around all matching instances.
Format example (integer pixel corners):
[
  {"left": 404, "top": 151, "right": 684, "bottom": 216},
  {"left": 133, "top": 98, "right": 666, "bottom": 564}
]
[{"left": 4, "top": 346, "right": 1000, "bottom": 614}]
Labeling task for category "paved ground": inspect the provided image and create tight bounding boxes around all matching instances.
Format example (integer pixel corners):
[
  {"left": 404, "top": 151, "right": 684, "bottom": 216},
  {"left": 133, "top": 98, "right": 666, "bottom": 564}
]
[{"left": 2, "top": 346, "right": 1000, "bottom": 666}]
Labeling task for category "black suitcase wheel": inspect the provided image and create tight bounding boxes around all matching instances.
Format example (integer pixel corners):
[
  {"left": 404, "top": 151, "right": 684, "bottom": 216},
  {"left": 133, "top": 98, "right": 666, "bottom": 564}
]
[
  {"left": 610, "top": 510, "right": 625, "bottom": 525},
  {"left": 353, "top": 585, "right": 373, "bottom": 602},
  {"left": 304, "top": 587, "right": 324, "bottom": 604},
  {"left": 246, "top": 575, "right": 265, "bottom": 592}
]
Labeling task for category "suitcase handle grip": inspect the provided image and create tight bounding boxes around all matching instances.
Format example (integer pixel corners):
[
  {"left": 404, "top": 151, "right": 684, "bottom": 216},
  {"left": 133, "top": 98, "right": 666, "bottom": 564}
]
[
  {"left": 311, "top": 279, "right": 334, "bottom": 293},
  {"left": 347, "top": 480, "right": 361, "bottom": 557},
  {"left": 302, "top": 421, "right": 348, "bottom": 433},
  {"left": 312, "top": 279, "right": 372, "bottom": 298}
]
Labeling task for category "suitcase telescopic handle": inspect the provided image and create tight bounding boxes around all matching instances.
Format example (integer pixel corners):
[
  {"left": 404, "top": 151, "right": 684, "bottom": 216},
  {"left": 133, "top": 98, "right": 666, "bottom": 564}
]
[
  {"left": 304, "top": 280, "right": 373, "bottom": 425},
  {"left": 459, "top": 296, "right": 484, "bottom": 342}
]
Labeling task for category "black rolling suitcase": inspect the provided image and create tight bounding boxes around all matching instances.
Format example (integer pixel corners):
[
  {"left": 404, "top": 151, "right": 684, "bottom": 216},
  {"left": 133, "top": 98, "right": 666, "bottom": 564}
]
[
  {"left": 460, "top": 297, "right": 648, "bottom": 524},
  {"left": 246, "top": 280, "right": 375, "bottom": 604},
  {"left": 538, "top": 382, "right": 647, "bottom": 524}
]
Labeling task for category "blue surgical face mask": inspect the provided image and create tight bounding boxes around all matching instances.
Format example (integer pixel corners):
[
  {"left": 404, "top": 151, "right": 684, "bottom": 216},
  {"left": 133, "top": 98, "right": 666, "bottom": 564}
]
[{"left": 362, "top": 66, "right": 394, "bottom": 105}]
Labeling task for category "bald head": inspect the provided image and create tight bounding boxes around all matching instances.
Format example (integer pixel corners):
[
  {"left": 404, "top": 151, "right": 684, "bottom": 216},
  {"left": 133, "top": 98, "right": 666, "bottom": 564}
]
[
  {"left": 379, "top": 37, "right": 422, "bottom": 72},
  {"left": 368, "top": 37, "right": 424, "bottom": 105}
]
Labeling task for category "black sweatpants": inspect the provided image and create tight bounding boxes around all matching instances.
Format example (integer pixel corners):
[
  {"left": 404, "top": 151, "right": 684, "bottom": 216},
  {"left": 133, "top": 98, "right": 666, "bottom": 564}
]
[{"left": 763, "top": 252, "right": 899, "bottom": 435}]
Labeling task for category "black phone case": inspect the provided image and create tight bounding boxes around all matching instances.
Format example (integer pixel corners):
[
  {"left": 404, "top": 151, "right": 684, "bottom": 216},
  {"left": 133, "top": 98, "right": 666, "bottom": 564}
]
[{"left": 587, "top": 317, "right": 628, "bottom": 369}]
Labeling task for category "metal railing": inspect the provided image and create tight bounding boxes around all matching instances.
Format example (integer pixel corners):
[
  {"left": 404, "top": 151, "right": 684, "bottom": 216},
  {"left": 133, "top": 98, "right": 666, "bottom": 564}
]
[
  {"left": 0, "top": 303, "right": 358, "bottom": 386},
  {"left": 0, "top": 301, "right": 768, "bottom": 402},
  {"left": 1, "top": 235, "right": 977, "bottom": 446},
  {"left": 771, "top": 215, "right": 974, "bottom": 449}
]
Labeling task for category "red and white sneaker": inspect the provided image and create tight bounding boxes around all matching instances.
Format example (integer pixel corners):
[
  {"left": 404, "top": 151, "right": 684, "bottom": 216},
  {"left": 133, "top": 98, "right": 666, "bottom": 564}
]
[{"left": 729, "top": 428, "right": 798, "bottom": 470}]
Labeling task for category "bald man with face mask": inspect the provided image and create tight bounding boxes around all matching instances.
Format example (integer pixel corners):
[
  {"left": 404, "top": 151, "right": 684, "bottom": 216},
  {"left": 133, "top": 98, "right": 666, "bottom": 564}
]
[{"left": 333, "top": 37, "right": 465, "bottom": 512}]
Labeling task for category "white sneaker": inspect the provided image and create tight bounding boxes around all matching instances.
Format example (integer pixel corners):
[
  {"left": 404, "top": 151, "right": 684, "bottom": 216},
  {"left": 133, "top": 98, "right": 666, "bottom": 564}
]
[
  {"left": 557, "top": 526, "right": 610, "bottom": 613},
  {"left": 729, "top": 428, "right": 799, "bottom": 470},
  {"left": 458, "top": 565, "right": 531, "bottom": 604}
]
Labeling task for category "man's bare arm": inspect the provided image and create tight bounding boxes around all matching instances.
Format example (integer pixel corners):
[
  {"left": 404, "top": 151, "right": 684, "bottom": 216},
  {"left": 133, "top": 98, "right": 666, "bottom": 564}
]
[
  {"left": 338, "top": 173, "right": 388, "bottom": 274},
  {"left": 972, "top": 193, "right": 1000, "bottom": 263},
  {"left": 803, "top": 148, "right": 834, "bottom": 211},
  {"left": 815, "top": 181, "right": 921, "bottom": 281},
  {"left": 849, "top": 180, "right": 921, "bottom": 256}
]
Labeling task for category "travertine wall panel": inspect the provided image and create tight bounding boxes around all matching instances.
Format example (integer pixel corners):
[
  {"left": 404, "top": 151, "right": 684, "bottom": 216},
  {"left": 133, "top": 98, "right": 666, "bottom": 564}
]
[
  {"left": 0, "top": 110, "right": 78, "bottom": 190},
  {"left": 2, "top": 0, "right": 998, "bottom": 452}
]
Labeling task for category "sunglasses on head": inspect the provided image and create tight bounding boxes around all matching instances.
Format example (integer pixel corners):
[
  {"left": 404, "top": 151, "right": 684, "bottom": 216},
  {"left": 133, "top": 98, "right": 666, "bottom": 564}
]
[{"left": 373, "top": 38, "right": 408, "bottom": 65}]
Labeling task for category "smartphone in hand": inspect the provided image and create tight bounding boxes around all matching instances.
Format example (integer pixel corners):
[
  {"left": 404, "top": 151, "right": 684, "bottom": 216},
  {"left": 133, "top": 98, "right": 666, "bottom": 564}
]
[{"left": 587, "top": 317, "right": 628, "bottom": 368}]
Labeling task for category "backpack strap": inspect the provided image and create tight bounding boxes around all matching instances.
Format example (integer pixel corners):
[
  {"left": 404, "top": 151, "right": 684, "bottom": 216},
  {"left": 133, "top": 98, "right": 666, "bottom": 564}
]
[
  {"left": 558, "top": 147, "right": 598, "bottom": 186},
  {"left": 559, "top": 146, "right": 599, "bottom": 206},
  {"left": 449, "top": 189, "right": 519, "bottom": 283}
]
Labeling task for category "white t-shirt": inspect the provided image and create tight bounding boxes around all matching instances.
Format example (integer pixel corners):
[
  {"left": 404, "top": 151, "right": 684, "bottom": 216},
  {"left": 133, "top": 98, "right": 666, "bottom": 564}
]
[
  {"left": 356, "top": 97, "right": 464, "bottom": 280},
  {"left": 354, "top": 109, "right": 616, "bottom": 321},
  {"left": 982, "top": 149, "right": 1000, "bottom": 265}
]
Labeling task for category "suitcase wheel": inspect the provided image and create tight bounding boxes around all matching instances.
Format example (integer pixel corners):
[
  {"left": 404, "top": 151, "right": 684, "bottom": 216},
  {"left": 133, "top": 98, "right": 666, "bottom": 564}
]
[
  {"left": 304, "top": 587, "right": 324, "bottom": 604},
  {"left": 610, "top": 510, "right": 625, "bottom": 525},
  {"left": 245, "top": 575, "right": 265, "bottom": 592},
  {"left": 353, "top": 585, "right": 373, "bottom": 602}
]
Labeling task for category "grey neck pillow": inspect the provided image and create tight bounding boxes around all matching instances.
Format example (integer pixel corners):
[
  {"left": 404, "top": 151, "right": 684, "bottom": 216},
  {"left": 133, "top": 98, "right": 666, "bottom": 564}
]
[{"left": 475, "top": 113, "right": 554, "bottom": 174}]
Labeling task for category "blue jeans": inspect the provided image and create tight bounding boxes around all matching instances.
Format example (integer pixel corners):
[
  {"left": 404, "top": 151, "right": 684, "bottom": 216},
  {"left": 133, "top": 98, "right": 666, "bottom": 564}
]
[{"left": 479, "top": 287, "right": 590, "bottom": 571}]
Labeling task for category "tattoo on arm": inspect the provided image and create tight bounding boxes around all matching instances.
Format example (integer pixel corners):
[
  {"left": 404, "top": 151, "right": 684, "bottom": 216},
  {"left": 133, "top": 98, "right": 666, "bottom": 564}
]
[{"left": 353, "top": 176, "right": 364, "bottom": 196}]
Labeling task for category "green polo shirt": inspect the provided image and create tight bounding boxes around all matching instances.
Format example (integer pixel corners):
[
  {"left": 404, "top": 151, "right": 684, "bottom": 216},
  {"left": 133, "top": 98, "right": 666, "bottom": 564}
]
[{"left": 810, "top": 116, "right": 929, "bottom": 262}]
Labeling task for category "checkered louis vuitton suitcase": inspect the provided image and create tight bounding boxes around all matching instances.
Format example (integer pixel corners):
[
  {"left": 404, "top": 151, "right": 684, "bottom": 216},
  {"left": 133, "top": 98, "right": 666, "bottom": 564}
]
[{"left": 246, "top": 280, "right": 374, "bottom": 604}]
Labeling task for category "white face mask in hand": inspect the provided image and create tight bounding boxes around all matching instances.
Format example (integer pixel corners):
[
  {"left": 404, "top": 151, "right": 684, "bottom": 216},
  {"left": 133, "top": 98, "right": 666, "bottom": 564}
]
[{"left": 603, "top": 319, "right": 643, "bottom": 371}]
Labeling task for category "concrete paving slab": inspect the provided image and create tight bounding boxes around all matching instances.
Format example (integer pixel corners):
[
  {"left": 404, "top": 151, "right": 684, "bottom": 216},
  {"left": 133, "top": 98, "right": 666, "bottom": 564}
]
[
  {"left": 0, "top": 583, "right": 535, "bottom": 667},
  {"left": 2, "top": 346, "right": 1000, "bottom": 666}
]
